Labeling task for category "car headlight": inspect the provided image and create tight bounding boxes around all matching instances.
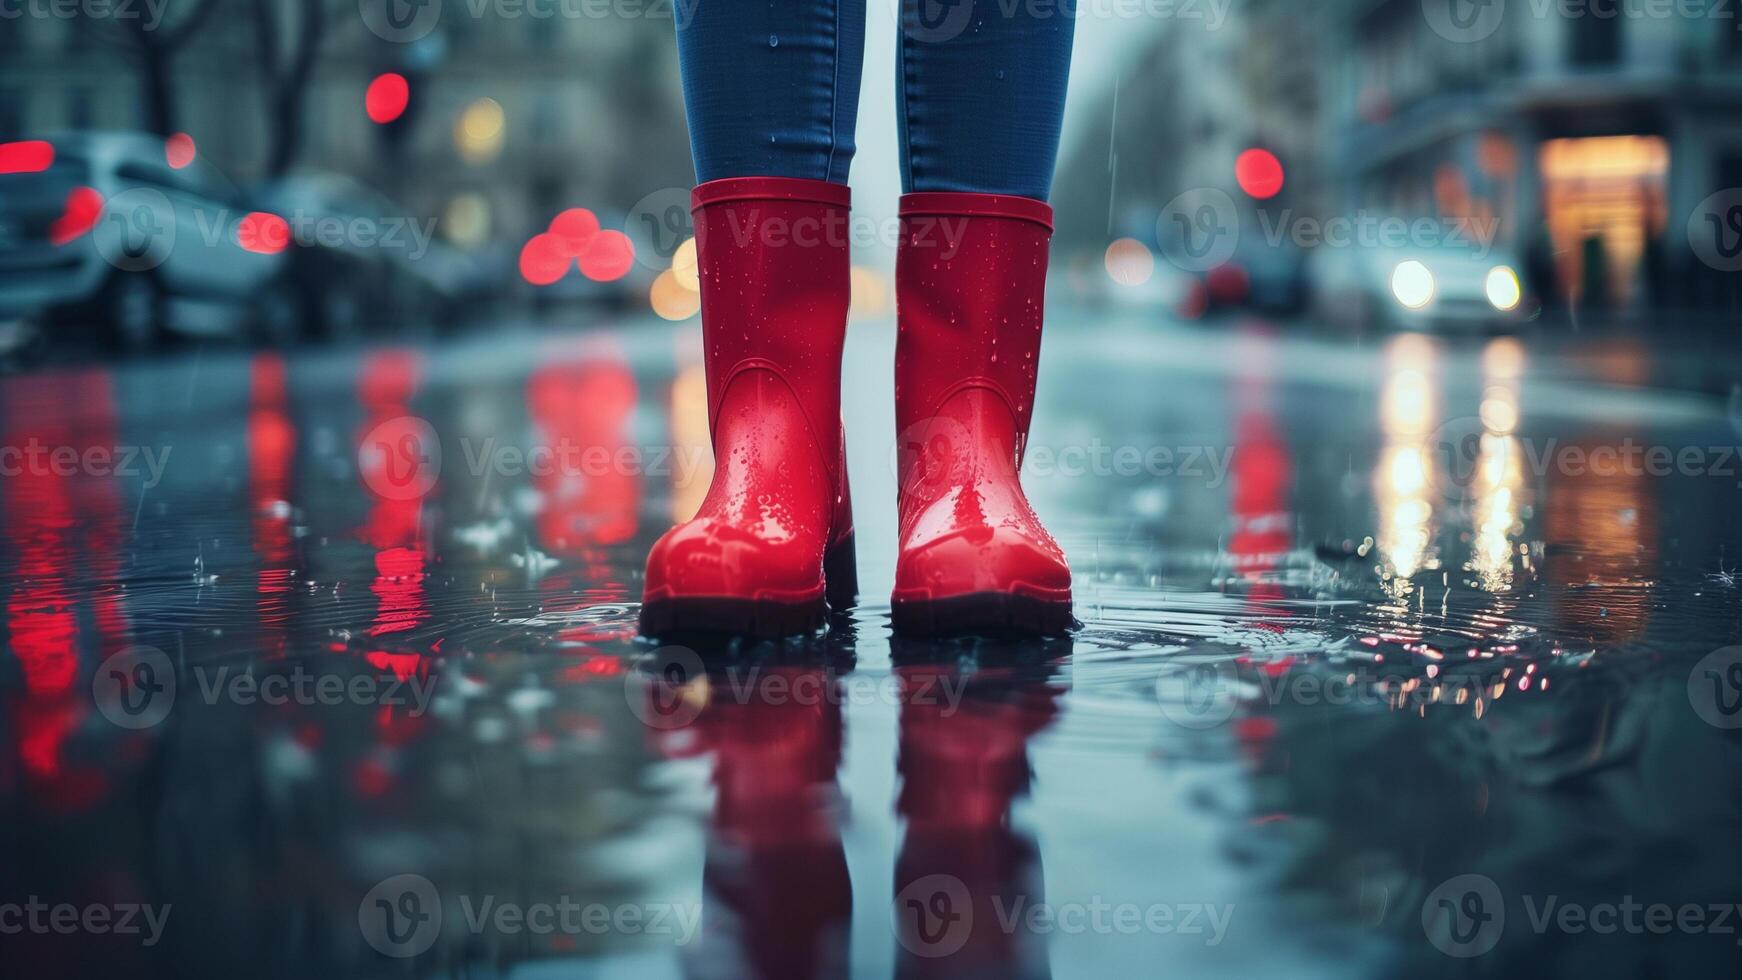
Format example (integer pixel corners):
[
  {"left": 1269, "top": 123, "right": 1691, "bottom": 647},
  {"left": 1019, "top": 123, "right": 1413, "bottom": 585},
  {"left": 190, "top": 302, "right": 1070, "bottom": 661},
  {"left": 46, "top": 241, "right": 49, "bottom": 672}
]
[
  {"left": 1485, "top": 265, "right": 1521, "bottom": 311},
  {"left": 1391, "top": 260, "right": 1435, "bottom": 310}
]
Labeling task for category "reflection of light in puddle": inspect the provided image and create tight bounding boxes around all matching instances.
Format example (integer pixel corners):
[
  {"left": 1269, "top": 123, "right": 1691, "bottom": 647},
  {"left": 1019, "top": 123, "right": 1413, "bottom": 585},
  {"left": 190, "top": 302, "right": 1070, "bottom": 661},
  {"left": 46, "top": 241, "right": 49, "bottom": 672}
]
[
  {"left": 1468, "top": 338, "right": 1527, "bottom": 593},
  {"left": 1375, "top": 337, "right": 1438, "bottom": 596}
]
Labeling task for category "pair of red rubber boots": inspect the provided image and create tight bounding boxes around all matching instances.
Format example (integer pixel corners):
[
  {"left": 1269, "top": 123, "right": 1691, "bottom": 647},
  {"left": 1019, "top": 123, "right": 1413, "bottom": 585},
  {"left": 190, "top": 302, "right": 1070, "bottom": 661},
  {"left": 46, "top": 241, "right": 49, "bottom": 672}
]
[{"left": 640, "top": 177, "right": 1071, "bottom": 638}]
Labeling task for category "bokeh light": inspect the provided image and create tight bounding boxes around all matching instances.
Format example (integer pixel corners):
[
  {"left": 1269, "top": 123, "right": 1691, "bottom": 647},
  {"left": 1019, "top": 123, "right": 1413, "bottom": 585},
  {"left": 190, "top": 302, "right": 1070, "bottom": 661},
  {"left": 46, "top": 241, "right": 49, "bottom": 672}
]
[
  {"left": 1485, "top": 265, "right": 1522, "bottom": 311},
  {"left": 578, "top": 230, "right": 634, "bottom": 281},
  {"left": 164, "top": 133, "right": 196, "bottom": 169},
  {"left": 456, "top": 98, "right": 506, "bottom": 164},
  {"left": 671, "top": 237, "right": 699, "bottom": 291},
  {"left": 48, "top": 186, "right": 103, "bottom": 246},
  {"left": 550, "top": 208, "right": 600, "bottom": 256},
  {"left": 237, "top": 212, "right": 291, "bottom": 255},
  {"left": 1235, "top": 148, "right": 1285, "bottom": 199},
  {"left": 0, "top": 139, "right": 53, "bottom": 174},
  {"left": 1103, "top": 237, "right": 1155, "bottom": 286},
  {"left": 850, "top": 265, "right": 888, "bottom": 318},
  {"left": 365, "top": 73, "right": 410, "bottom": 125},
  {"left": 519, "top": 233, "right": 569, "bottom": 286},
  {"left": 1391, "top": 260, "right": 1435, "bottom": 310},
  {"left": 649, "top": 269, "right": 700, "bottom": 320},
  {"left": 443, "top": 194, "right": 491, "bottom": 249}
]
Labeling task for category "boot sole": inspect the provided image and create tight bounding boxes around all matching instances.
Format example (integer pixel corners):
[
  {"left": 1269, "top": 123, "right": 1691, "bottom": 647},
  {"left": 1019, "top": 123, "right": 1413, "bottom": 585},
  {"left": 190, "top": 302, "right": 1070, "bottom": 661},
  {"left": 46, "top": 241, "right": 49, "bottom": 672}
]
[
  {"left": 639, "top": 534, "right": 858, "bottom": 640},
  {"left": 891, "top": 591, "right": 1075, "bottom": 637}
]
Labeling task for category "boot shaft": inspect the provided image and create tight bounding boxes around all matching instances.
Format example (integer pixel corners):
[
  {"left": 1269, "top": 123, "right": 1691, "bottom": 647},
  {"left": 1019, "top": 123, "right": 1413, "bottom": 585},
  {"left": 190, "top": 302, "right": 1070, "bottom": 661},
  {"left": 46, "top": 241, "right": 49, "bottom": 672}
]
[
  {"left": 893, "top": 192, "right": 1054, "bottom": 447},
  {"left": 692, "top": 177, "right": 853, "bottom": 471}
]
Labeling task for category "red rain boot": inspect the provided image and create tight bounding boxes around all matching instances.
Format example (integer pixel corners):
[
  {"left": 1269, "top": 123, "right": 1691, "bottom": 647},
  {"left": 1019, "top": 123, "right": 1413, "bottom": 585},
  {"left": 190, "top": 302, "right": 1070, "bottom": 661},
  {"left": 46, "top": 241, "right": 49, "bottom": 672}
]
[
  {"left": 641, "top": 177, "right": 857, "bottom": 638},
  {"left": 892, "top": 192, "right": 1072, "bottom": 635}
]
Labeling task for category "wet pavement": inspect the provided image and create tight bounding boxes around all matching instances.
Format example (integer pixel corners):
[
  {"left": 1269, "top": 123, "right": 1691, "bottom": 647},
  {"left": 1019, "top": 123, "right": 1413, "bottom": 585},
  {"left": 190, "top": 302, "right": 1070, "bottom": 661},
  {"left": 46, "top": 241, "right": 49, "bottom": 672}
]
[{"left": 2, "top": 312, "right": 1741, "bottom": 979}]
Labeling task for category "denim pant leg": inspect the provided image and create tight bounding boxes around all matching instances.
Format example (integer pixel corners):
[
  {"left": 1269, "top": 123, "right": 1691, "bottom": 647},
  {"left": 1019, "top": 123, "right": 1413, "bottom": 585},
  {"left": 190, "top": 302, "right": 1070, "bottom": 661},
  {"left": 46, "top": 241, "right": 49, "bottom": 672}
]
[
  {"left": 898, "top": 0, "right": 1076, "bottom": 200},
  {"left": 677, "top": 0, "right": 867, "bottom": 184}
]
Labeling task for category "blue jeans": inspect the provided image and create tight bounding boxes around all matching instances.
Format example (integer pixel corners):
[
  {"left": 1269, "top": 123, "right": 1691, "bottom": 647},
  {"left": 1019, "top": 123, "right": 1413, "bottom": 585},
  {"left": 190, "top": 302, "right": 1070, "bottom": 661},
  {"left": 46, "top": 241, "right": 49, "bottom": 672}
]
[{"left": 677, "top": 0, "right": 1076, "bottom": 200}]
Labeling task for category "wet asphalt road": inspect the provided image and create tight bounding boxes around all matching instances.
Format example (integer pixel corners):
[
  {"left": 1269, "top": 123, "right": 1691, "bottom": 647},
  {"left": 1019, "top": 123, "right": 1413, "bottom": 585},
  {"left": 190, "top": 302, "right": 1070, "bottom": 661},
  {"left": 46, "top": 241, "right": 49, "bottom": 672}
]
[{"left": 2, "top": 311, "right": 1741, "bottom": 979}]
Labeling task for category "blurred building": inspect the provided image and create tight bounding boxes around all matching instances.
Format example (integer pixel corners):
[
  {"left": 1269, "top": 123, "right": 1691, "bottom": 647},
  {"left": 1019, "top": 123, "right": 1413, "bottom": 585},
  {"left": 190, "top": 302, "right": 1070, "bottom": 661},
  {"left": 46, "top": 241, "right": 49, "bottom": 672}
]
[
  {"left": 1053, "top": 2, "right": 1325, "bottom": 275},
  {"left": 1320, "top": 0, "right": 1742, "bottom": 311},
  {"left": 0, "top": 1, "right": 690, "bottom": 252}
]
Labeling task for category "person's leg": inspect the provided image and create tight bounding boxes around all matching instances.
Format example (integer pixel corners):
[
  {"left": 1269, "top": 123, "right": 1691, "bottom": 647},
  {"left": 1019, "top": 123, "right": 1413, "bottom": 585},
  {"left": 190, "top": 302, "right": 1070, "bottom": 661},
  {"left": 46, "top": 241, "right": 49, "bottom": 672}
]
[
  {"left": 897, "top": 0, "right": 1075, "bottom": 198},
  {"left": 644, "top": 0, "right": 868, "bottom": 638},
  {"left": 890, "top": 0, "right": 1077, "bottom": 634},
  {"left": 677, "top": 0, "right": 865, "bottom": 184}
]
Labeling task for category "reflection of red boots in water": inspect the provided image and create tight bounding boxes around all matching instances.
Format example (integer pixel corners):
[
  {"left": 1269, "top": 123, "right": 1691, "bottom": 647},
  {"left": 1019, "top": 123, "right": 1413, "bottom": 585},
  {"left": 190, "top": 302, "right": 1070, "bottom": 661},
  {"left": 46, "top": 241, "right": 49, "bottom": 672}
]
[
  {"left": 656, "top": 668, "right": 852, "bottom": 980},
  {"left": 641, "top": 178, "right": 856, "bottom": 638},
  {"left": 893, "top": 666, "right": 1060, "bottom": 979},
  {"left": 892, "top": 195, "right": 1072, "bottom": 635}
]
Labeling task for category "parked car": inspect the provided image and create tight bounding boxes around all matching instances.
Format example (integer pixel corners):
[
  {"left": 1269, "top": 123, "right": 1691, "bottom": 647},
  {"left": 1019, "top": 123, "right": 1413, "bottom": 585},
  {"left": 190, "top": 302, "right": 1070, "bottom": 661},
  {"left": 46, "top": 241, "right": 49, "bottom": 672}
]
[
  {"left": 1309, "top": 217, "right": 1532, "bottom": 331},
  {"left": 0, "top": 131, "right": 290, "bottom": 352},
  {"left": 251, "top": 175, "right": 491, "bottom": 340}
]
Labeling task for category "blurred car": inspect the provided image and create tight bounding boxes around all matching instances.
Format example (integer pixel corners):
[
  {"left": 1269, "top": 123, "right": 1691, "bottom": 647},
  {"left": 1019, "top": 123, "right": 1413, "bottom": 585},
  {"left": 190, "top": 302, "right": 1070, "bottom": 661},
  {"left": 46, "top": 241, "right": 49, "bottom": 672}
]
[
  {"left": 1309, "top": 219, "right": 1531, "bottom": 331},
  {"left": 0, "top": 131, "right": 290, "bottom": 352},
  {"left": 251, "top": 175, "right": 491, "bottom": 340}
]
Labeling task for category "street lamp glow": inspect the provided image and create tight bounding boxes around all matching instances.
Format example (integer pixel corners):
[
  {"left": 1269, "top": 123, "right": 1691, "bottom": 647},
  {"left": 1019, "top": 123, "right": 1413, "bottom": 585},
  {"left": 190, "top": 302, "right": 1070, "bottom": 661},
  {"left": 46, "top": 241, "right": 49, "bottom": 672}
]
[
  {"left": 456, "top": 98, "right": 506, "bottom": 164},
  {"left": 1485, "top": 265, "right": 1521, "bottom": 311},
  {"left": 1391, "top": 260, "right": 1435, "bottom": 310}
]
